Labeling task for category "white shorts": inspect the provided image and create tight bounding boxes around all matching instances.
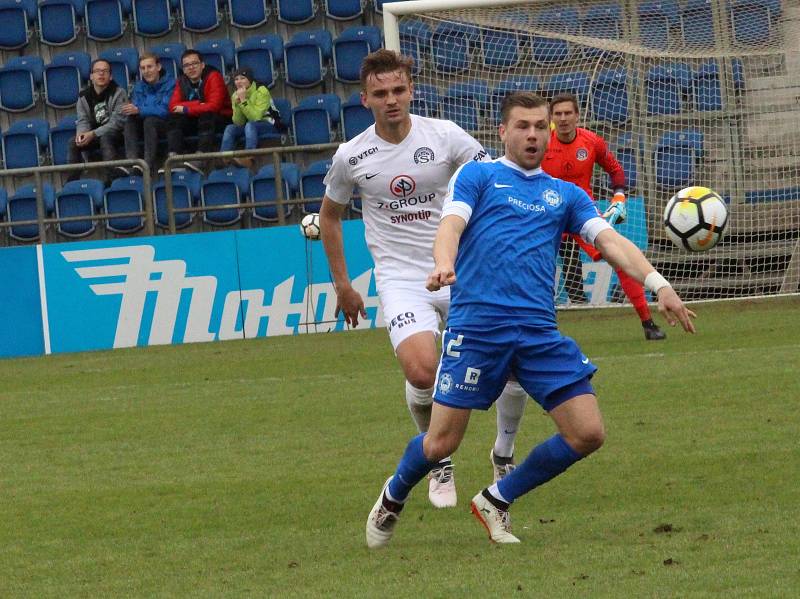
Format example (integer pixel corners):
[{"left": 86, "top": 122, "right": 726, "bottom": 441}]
[{"left": 379, "top": 282, "right": 450, "bottom": 351}]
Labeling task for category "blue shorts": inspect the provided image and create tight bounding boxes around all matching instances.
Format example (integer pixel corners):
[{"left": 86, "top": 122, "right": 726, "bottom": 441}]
[{"left": 433, "top": 323, "right": 597, "bottom": 412}]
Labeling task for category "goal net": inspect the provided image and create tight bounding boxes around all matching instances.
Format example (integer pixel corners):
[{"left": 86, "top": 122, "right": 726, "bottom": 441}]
[{"left": 383, "top": 0, "right": 800, "bottom": 306}]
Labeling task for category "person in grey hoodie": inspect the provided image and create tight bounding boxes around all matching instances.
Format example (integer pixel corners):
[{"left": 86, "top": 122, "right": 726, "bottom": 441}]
[{"left": 68, "top": 58, "right": 128, "bottom": 182}]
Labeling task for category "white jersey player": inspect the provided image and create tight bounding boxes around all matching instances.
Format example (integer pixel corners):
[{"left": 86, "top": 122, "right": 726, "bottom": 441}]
[{"left": 319, "top": 50, "right": 528, "bottom": 509}]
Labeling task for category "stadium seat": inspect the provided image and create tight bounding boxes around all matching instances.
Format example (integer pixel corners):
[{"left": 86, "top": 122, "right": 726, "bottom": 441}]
[
  {"left": 333, "top": 26, "right": 382, "bottom": 83},
  {"left": 38, "top": 0, "right": 82, "bottom": 46},
  {"left": 250, "top": 163, "right": 299, "bottom": 222},
  {"left": 480, "top": 28, "right": 522, "bottom": 70},
  {"left": 654, "top": 129, "right": 705, "bottom": 187},
  {"left": 545, "top": 71, "right": 590, "bottom": 110},
  {"left": 99, "top": 47, "right": 140, "bottom": 90},
  {"left": 440, "top": 80, "right": 489, "bottom": 132},
  {"left": 0, "top": 0, "right": 36, "bottom": 50},
  {"left": 256, "top": 97, "right": 292, "bottom": 143},
  {"left": 694, "top": 60, "right": 723, "bottom": 111},
  {"left": 235, "top": 35, "right": 283, "bottom": 88},
  {"left": 730, "top": 0, "right": 775, "bottom": 45},
  {"left": 276, "top": 0, "right": 315, "bottom": 24},
  {"left": 680, "top": 0, "right": 715, "bottom": 48},
  {"left": 491, "top": 76, "right": 541, "bottom": 123},
  {"left": 196, "top": 39, "right": 235, "bottom": 79},
  {"left": 292, "top": 94, "right": 341, "bottom": 146},
  {"left": 0, "top": 56, "right": 44, "bottom": 113},
  {"left": 228, "top": 0, "right": 270, "bottom": 28},
  {"left": 55, "top": 178, "right": 105, "bottom": 238},
  {"left": 8, "top": 183, "right": 56, "bottom": 241},
  {"left": 399, "top": 19, "right": 431, "bottom": 75},
  {"left": 153, "top": 170, "right": 201, "bottom": 229},
  {"left": 591, "top": 68, "right": 629, "bottom": 124},
  {"left": 85, "top": 0, "right": 128, "bottom": 42},
  {"left": 49, "top": 115, "right": 78, "bottom": 166},
  {"left": 1, "top": 119, "right": 49, "bottom": 170},
  {"left": 638, "top": 0, "right": 679, "bottom": 49},
  {"left": 151, "top": 42, "right": 186, "bottom": 80},
  {"left": 284, "top": 29, "right": 332, "bottom": 88},
  {"left": 530, "top": 7, "right": 578, "bottom": 64},
  {"left": 44, "top": 51, "right": 91, "bottom": 109},
  {"left": 431, "top": 22, "right": 479, "bottom": 74},
  {"left": 645, "top": 62, "right": 692, "bottom": 115},
  {"left": 410, "top": 83, "right": 439, "bottom": 118},
  {"left": 201, "top": 166, "right": 249, "bottom": 226},
  {"left": 0, "top": 188, "right": 8, "bottom": 220},
  {"left": 341, "top": 92, "right": 374, "bottom": 141},
  {"left": 300, "top": 160, "right": 332, "bottom": 214},
  {"left": 181, "top": 0, "right": 220, "bottom": 33},
  {"left": 105, "top": 175, "right": 144, "bottom": 233},
  {"left": 580, "top": 2, "right": 622, "bottom": 58},
  {"left": 613, "top": 132, "right": 640, "bottom": 189},
  {"left": 132, "top": 0, "right": 173, "bottom": 37},
  {"left": 325, "top": 0, "right": 365, "bottom": 20}
]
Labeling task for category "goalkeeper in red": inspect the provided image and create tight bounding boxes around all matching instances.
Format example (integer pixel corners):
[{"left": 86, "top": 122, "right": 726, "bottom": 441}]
[{"left": 542, "top": 93, "right": 665, "bottom": 340}]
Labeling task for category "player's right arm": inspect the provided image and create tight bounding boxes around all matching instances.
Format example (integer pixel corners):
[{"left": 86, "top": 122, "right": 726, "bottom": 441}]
[
  {"left": 319, "top": 195, "right": 367, "bottom": 327},
  {"left": 427, "top": 215, "right": 466, "bottom": 291}
]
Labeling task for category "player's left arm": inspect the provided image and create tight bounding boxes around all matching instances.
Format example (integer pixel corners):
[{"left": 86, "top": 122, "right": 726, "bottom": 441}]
[
  {"left": 593, "top": 228, "right": 696, "bottom": 332},
  {"left": 594, "top": 136, "right": 627, "bottom": 224}
]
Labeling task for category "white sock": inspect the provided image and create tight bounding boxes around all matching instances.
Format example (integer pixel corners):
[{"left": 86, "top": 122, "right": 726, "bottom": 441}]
[
  {"left": 487, "top": 483, "right": 510, "bottom": 504},
  {"left": 494, "top": 381, "right": 527, "bottom": 458},
  {"left": 405, "top": 381, "right": 433, "bottom": 433}
]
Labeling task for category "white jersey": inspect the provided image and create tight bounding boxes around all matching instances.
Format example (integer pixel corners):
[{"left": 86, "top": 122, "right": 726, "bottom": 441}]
[{"left": 324, "top": 114, "right": 489, "bottom": 288}]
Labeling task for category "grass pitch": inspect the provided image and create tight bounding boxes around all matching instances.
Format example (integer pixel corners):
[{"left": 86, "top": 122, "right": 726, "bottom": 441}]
[{"left": 1, "top": 298, "right": 799, "bottom": 597}]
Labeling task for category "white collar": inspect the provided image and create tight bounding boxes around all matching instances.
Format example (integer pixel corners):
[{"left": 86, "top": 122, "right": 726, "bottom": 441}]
[{"left": 499, "top": 156, "right": 544, "bottom": 177}]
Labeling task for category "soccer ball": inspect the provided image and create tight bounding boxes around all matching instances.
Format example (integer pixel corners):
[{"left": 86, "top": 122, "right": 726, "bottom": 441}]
[
  {"left": 663, "top": 186, "right": 728, "bottom": 251},
  {"left": 300, "top": 213, "right": 321, "bottom": 241}
]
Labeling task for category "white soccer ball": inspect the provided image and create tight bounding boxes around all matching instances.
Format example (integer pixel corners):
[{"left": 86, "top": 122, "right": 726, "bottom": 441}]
[
  {"left": 300, "top": 213, "right": 321, "bottom": 241},
  {"left": 663, "top": 186, "right": 729, "bottom": 251}
]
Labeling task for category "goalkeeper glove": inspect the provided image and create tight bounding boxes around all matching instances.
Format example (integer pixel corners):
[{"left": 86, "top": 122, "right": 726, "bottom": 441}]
[{"left": 602, "top": 192, "right": 627, "bottom": 225}]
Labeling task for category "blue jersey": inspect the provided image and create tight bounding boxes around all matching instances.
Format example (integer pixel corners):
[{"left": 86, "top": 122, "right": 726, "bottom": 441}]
[{"left": 444, "top": 158, "right": 603, "bottom": 329}]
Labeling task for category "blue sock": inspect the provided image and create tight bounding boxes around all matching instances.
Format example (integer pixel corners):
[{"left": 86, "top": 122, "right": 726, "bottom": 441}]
[
  {"left": 497, "top": 434, "right": 582, "bottom": 503},
  {"left": 387, "top": 433, "right": 438, "bottom": 502}
]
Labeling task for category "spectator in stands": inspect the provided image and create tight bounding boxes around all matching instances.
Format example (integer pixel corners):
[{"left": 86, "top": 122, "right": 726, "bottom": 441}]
[
  {"left": 166, "top": 49, "right": 232, "bottom": 174},
  {"left": 68, "top": 58, "right": 128, "bottom": 183},
  {"left": 121, "top": 53, "right": 174, "bottom": 177},
  {"left": 220, "top": 67, "right": 285, "bottom": 169}
]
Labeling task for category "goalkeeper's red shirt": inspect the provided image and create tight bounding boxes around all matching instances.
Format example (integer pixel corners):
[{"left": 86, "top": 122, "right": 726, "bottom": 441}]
[{"left": 541, "top": 127, "right": 626, "bottom": 201}]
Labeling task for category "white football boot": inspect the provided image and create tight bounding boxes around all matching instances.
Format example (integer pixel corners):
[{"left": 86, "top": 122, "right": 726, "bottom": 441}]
[
  {"left": 366, "top": 477, "right": 403, "bottom": 549},
  {"left": 470, "top": 491, "right": 520, "bottom": 544},
  {"left": 428, "top": 461, "right": 457, "bottom": 508}
]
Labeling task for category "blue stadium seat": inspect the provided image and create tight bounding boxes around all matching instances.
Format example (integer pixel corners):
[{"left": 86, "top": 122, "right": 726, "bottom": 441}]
[
  {"left": 480, "top": 28, "right": 521, "bottom": 70},
  {"left": 694, "top": 60, "right": 723, "bottom": 111},
  {"left": 44, "top": 51, "right": 91, "bottom": 109},
  {"left": 680, "top": 0, "right": 715, "bottom": 48},
  {"left": 99, "top": 47, "right": 140, "bottom": 90},
  {"left": 333, "top": 26, "right": 382, "bottom": 83},
  {"left": 8, "top": 183, "right": 56, "bottom": 241},
  {"left": 491, "top": 76, "right": 541, "bottom": 123},
  {"left": 410, "top": 83, "right": 439, "bottom": 118},
  {"left": 235, "top": 34, "right": 283, "bottom": 88},
  {"left": 151, "top": 43, "right": 186, "bottom": 80},
  {"left": 730, "top": 0, "right": 775, "bottom": 45},
  {"left": 431, "top": 22, "right": 479, "bottom": 74},
  {"left": 153, "top": 170, "right": 201, "bottom": 229},
  {"left": 341, "top": 92, "right": 374, "bottom": 141},
  {"left": 399, "top": 19, "right": 431, "bottom": 75},
  {"left": 85, "top": 0, "right": 128, "bottom": 42},
  {"left": 591, "top": 68, "right": 629, "bottom": 123},
  {"left": 228, "top": 0, "right": 270, "bottom": 28},
  {"left": 49, "top": 115, "right": 78, "bottom": 166},
  {"left": 654, "top": 129, "right": 705, "bottom": 187},
  {"left": 132, "top": 0, "right": 172, "bottom": 37},
  {"left": 201, "top": 166, "right": 249, "bottom": 226},
  {"left": 56, "top": 178, "right": 105, "bottom": 237},
  {"left": 300, "top": 160, "right": 332, "bottom": 214},
  {"left": 580, "top": 3, "right": 622, "bottom": 58},
  {"left": 440, "top": 80, "right": 489, "bottom": 132},
  {"left": 2, "top": 119, "right": 49, "bottom": 170},
  {"left": 613, "top": 133, "right": 640, "bottom": 189},
  {"left": 325, "top": 0, "right": 364, "bottom": 20},
  {"left": 638, "top": 0, "right": 679, "bottom": 49},
  {"left": 284, "top": 29, "right": 332, "bottom": 88},
  {"left": 181, "top": 0, "right": 220, "bottom": 33},
  {"left": 530, "top": 7, "right": 578, "bottom": 64},
  {"left": 256, "top": 97, "right": 292, "bottom": 143},
  {"left": 104, "top": 175, "right": 144, "bottom": 233},
  {"left": 250, "top": 163, "right": 299, "bottom": 222},
  {"left": 276, "top": 0, "right": 315, "bottom": 24},
  {"left": 0, "top": 0, "right": 35, "bottom": 50},
  {"left": 196, "top": 38, "right": 235, "bottom": 79},
  {"left": 744, "top": 186, "right": 800, "bottom": 203},
  {"left": 292, "top": 94, "right": 341, "bottom": 145},
  {"left": 38, "top": 0, "right": 82, "bottom": 46},
  {"left": 645, "top": 62, "right": 692, "bottom": 115},
  {"left": 545, "top": 71, "right": 590, "bottom": 110},
  {"left": 0, "top": 188, "right": 8, "bottom": 220},
  {"left": 0, "top": 56, "right": 43, "bottom": 112}
]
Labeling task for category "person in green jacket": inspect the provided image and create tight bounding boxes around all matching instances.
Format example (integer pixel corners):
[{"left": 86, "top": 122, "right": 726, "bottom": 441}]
[{"left": 220, "top": 67, "right": 284, "bottom": 167}]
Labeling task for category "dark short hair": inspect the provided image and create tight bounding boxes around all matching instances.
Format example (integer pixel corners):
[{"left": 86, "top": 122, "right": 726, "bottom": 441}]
[
  {"left": 550, "top": 92, "right": 579, "bottom": 113},
  {"left": 500, "top": 92, "right": 549, "bottom": 124},
  {"left": 360, "top": 49, "right": 414, "bottom": 90},
  {"left": 180, "top": 49, "right": 202, "bottom": 65},
  {"left": 90, "top": 58, "right": 112, "bottom": 73}
]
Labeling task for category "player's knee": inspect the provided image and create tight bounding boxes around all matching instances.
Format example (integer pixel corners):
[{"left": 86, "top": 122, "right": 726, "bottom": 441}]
[
  {"left": 423, "top": 432, "right": 460, "bottom": 462},
  {"left": 573, "top": 423, "right": 606, "bottom": 455},
  {"left": 405, "top": 364, "right": 437, "bottom": 390}
]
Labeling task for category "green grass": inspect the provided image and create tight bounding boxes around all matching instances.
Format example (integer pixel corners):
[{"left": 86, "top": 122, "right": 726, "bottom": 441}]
[{"left": 1, "top": 298, "right": 799, "bottom": 597}]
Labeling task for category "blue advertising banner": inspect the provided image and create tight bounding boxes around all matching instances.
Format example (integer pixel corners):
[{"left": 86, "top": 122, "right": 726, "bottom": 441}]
[{"left": 0, "top": 246, "right": 44, "bottom": 357}]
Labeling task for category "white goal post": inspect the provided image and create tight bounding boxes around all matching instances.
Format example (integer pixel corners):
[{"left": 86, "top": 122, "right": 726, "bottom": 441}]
[{"left": 383, "top": 0, "right": 800, "bottom": 306}]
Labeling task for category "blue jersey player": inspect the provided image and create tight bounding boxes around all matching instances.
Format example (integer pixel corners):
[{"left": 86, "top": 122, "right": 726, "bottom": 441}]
[{"left": 366, "top": 92, "right": 696, "bottom": 547}]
